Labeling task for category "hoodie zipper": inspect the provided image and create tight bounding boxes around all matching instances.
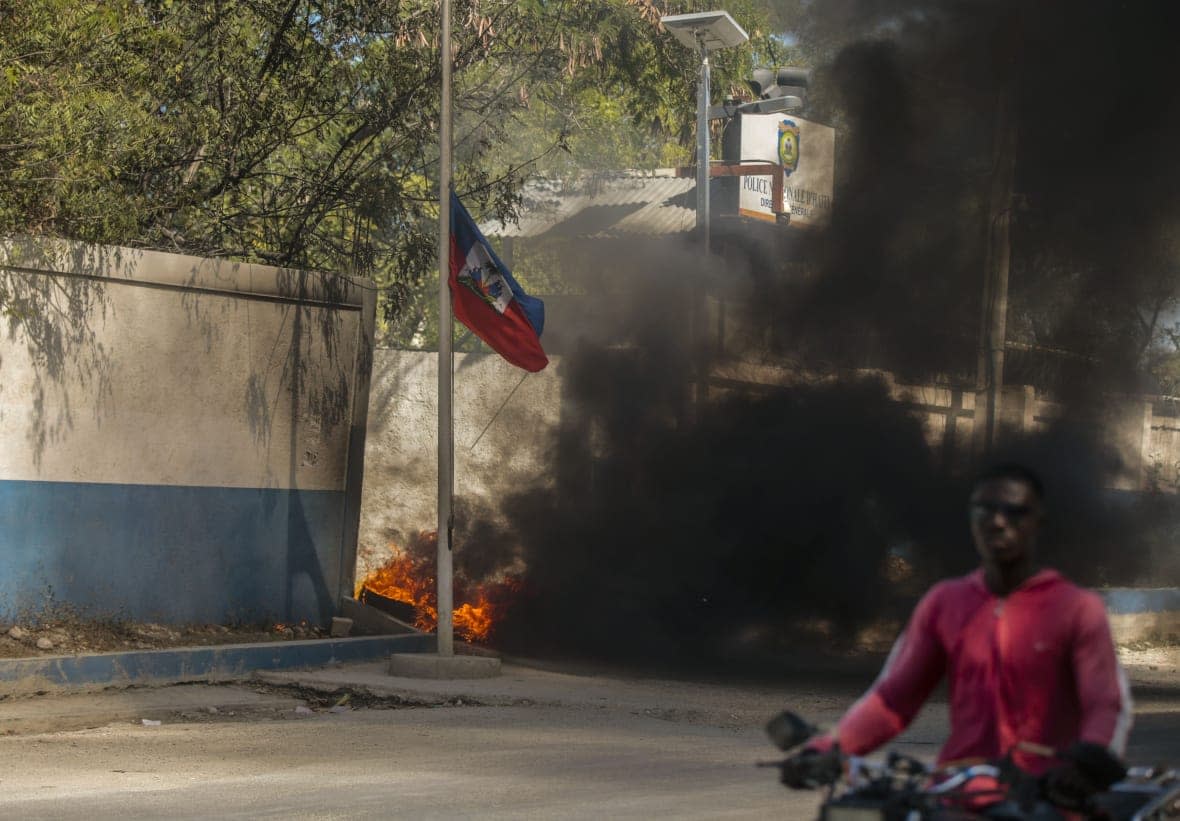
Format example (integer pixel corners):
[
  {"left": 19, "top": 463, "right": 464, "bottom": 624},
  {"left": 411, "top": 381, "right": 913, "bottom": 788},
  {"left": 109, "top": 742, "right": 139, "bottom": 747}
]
[{"left": 993, "top": 598, "right": 1013, "bottom": 753}]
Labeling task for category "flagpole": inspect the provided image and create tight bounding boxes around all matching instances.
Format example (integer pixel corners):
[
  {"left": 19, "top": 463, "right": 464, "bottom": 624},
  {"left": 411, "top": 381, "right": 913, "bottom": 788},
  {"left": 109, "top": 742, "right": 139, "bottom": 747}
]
[{"left": 436, "top": 0, "right": 455, "bottom": 658}]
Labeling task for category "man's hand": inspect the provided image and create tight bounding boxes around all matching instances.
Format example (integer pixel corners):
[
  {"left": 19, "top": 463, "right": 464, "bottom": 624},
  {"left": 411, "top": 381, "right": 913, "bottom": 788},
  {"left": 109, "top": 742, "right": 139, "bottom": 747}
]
[
  {"left": 778, "top": 747, "right": 843, "bottom": 789},
  {"left": 1041, "top": 742, "right": 1127, "bottom": 810}
]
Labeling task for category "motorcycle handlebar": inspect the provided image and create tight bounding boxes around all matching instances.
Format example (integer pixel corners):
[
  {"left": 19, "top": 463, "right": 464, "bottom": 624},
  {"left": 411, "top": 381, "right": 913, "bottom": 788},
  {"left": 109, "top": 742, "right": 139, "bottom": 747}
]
[{"left": 769, "top": 749, "right": 845, "bottom": 789}]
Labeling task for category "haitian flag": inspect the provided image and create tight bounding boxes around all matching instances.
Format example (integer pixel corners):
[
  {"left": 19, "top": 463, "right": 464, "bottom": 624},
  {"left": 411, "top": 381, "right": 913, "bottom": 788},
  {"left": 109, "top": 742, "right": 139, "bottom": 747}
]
[{"left": 449, "top": 193, "right": 548, "bottom": 372}]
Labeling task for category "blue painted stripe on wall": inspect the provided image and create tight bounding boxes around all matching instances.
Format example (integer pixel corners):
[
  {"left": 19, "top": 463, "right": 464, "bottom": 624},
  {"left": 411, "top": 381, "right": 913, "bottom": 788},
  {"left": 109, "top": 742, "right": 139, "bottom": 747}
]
[
  {"left": 0, "top": 480, "right": 346, "bottom": 625},
  {"left": 1099, "top": 587, "right": 1180, "bottom": 615},
  {"left": 0, "top": 635, "right": 434, "bottom": 693}
]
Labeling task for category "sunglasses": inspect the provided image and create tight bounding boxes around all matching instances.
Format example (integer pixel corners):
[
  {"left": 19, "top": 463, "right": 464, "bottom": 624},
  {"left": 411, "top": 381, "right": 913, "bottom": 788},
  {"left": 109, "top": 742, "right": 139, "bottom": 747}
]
[{"left": 970, "top": 501, "right": 1035, "bottom": 523}]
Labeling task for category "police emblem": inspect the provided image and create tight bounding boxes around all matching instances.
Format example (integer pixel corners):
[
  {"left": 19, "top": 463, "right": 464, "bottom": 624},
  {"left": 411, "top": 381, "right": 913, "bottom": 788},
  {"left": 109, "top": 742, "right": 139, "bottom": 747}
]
[{"left": 778, "top": 119, "right": 801, "bottom": 176}]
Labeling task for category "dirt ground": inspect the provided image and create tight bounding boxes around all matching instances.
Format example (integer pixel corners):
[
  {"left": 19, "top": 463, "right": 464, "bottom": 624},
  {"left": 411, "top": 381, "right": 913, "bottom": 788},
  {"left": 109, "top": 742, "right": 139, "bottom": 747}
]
[
  {"left": 2, "top": 610, "right": 1177, "bottom": 673},
  {"left": 0, "top": 615, "right": 327, "bottom": 658}
]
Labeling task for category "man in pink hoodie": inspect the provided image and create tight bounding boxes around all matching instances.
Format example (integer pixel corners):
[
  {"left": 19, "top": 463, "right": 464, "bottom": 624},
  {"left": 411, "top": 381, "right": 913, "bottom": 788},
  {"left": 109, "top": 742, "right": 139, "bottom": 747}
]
[{"left": 794, "top": 464, "right": 1132, "bottom": 790}]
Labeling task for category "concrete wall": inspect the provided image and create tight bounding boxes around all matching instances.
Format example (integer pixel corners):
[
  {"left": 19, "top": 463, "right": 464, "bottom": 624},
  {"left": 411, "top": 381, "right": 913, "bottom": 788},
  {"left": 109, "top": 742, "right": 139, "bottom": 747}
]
[
  {"left": 0, "top": 238, "right": 373, "bottom": 624},
  {"left": 1100, "top": 588, "right": 1180, "bottom": 644},
  {"left": 1146, "top": 412, "right": 1180, "bottom": 492},
  {"left": 708, "top": 361, "right": 981, "bottom": 471},
  {"left": 361, "top": 352, "right": 1180, "bottom": 633},
  {"left": 361, "top": 356, "right": 1180, "bottom": 557},
  {"left": 358, "top": 351, "right": 561, "bottom": 576}
]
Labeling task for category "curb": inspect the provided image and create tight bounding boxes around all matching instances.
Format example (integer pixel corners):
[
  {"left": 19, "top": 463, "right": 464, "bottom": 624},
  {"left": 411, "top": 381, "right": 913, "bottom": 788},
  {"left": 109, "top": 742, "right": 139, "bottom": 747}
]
[{"left": 0, "top": 633, "right": 435, "bottom": 695}]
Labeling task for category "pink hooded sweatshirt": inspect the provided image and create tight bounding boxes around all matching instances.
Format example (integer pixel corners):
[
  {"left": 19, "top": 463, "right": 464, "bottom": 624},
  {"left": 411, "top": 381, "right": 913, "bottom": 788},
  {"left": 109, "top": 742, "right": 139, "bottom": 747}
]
[{"left": 825, "top": 569, "right": 1132, "bottom": 774}]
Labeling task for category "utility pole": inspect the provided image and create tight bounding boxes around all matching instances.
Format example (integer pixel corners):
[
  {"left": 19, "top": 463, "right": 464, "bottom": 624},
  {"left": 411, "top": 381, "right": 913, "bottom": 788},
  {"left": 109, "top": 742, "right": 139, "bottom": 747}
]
[
  {"left": 977, "top": 25, "right": 1018, "bottom": 453},
  {"left": 436, "top": 0, "right": 454, "bottom": 658},
  {"left": 391, "top": 0, "right": 500, "bottom": 680}
]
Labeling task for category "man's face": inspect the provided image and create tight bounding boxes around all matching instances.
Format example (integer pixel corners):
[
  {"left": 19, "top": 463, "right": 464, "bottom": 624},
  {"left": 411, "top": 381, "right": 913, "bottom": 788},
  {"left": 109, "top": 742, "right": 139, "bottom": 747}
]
[{"left": 969, "top": 478, "right": 1042, "bottom": 568}]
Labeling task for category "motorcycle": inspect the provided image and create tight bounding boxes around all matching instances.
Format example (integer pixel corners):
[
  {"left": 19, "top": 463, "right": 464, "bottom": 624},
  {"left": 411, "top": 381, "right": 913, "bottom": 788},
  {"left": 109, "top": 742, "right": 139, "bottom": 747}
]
[{"left": 760, "top": 711, "right": 1180, "bottom": 820}]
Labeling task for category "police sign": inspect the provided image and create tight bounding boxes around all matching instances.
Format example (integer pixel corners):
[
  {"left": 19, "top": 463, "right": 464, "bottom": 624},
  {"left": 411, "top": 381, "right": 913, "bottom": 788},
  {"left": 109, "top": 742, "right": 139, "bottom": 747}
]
[{"left": 738, "top": 113, "right": 835, "bottom": 228}]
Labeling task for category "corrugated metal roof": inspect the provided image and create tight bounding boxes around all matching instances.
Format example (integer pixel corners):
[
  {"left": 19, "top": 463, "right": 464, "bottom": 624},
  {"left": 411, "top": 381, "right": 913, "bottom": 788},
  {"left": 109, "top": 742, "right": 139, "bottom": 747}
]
[{"left": 480, "top": 171, "right": 696, "bottom": 239}]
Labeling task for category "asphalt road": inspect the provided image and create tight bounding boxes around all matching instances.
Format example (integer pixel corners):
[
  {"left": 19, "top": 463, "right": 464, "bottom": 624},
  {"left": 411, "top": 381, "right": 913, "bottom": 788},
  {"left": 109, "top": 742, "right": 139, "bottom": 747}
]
[
  {"left": 0, "top": 661, "right": 1175, "bottom": 820},
  {"left": 0, "top": 704, "right": 825, "bottom": 819}
]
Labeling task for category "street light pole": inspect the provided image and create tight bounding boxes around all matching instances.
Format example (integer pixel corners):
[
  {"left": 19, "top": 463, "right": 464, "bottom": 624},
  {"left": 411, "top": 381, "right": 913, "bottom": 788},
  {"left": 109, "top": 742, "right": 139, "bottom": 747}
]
[
  {"left": 660, "top": 11, "right": 749, "bottom": 258},
  {"left": 696, "top": 37, "right": 711, "bottom": 257},
  {"left": 661, "top": 11, "right": 747, "bottom": 412}
]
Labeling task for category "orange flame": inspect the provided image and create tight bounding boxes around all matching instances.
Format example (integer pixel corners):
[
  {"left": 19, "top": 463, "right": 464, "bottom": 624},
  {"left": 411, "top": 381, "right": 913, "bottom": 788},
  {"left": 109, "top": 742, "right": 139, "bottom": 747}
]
[{"left": 357, "top": 541, "right": 521, "bottom": 644}]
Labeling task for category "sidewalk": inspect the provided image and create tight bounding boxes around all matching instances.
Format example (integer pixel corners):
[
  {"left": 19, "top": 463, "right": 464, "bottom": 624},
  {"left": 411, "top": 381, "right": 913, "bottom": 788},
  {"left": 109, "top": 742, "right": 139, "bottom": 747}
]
[
  {"left": 0, "top": 683, "right": 305, "bottom": 735},
  {"left": 1118, "top": 645, "right": 1180, "bottom": 690},
  {"left": 0, "top": 645, "right": 1174, "bottom": 739}
]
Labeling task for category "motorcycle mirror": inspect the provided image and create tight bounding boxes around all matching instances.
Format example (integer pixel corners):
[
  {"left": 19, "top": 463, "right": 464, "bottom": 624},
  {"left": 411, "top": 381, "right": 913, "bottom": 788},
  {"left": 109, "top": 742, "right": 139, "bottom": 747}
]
[{"left": 765, "top": 711, "right": 818, "bottom": 751}]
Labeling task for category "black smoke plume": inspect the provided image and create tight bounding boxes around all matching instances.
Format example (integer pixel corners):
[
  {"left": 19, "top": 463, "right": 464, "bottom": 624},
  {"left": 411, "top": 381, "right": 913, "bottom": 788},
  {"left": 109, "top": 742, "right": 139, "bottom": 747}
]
[{"left": 455, "top": 0, "right": 1180, "bottom": 667}]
